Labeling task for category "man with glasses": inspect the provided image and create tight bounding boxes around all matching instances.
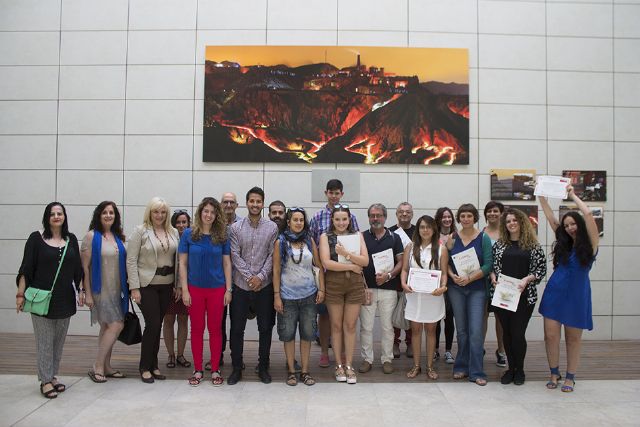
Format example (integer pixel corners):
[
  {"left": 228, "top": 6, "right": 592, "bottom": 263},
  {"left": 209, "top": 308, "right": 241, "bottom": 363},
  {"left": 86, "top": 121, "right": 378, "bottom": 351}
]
[
  {"left": 389, "top": 202, "right": 415, "bottom": 358},
  {"left": 309, "top": 179, "right": 359, "bottom": 368},
  {"left": 359, "top": 204, "right": 404, "bottom": 374}
]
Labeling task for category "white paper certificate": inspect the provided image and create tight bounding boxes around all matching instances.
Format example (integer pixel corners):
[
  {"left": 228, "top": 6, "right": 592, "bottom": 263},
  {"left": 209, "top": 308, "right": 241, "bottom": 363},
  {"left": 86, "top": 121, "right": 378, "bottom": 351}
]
[
  {"left": 491, "top": 274, "right": 521, "bottom": 312},
  {"left": 372, "top": 248, "right": 394, "bottom": 274},
  {"left": 451, "top": 247, "right": 481, "bottom": 276},
  {"left": 407, "top": 268, "right": 441, "bottom": 293},
  {"left": 534, "top": 175, "right": 570, "bottom": 199},
  {"left": 337, "top": 233, "right": 360, "bottom": 264},
  {"left": 393, "top": 227, "right": 412, "bottom": 248}
]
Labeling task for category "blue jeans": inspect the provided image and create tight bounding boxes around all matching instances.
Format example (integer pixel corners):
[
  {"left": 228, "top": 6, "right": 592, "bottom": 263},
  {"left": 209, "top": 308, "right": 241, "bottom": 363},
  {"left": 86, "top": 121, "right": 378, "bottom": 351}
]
[
  {"left": 277, "top": 294, "right": 318, "bottom": 342},
  {"left": 448, "top": 284, "right": 486, "bottom": 381}
]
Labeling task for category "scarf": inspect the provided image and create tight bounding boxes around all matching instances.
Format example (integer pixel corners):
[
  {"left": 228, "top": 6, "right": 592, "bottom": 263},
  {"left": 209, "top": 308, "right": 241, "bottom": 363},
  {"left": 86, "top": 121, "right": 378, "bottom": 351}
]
[
  {"left": 279, "top": 229, "right": 312, "bottom": 269},
  {"left": 91, "top": 230, "right": 128, "bottom": 316}
]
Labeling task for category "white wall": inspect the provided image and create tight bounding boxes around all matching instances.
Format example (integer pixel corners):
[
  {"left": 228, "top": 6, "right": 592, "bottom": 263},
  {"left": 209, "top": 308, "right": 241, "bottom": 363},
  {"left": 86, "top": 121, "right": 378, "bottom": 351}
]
[{"left": 1, "top": 0, "right": 639, "bottom": 339}]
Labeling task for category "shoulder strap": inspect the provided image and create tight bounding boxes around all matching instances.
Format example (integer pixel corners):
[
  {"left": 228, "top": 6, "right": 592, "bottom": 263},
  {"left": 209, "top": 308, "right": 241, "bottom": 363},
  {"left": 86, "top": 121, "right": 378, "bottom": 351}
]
[{"left": 51, "top": 237, "right": 69, "bottom": 292}]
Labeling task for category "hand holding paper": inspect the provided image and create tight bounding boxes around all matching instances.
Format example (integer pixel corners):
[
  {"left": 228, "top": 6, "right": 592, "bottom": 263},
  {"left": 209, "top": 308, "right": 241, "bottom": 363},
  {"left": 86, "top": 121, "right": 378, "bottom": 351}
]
[{"left": 534, "top": 176, "right": 571, "bottom": 199}]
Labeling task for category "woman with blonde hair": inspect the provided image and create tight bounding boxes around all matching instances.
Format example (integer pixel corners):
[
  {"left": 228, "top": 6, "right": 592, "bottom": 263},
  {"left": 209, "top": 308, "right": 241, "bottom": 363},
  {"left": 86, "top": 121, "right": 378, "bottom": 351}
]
[
  {"left": 127, "top": 197, "right": 179, "bottom": 383},
  {"left": 179, "top": 197, "right": 232, "bottom": 386},
  {"left": 489, "top": 208, "right": 546, "bottom": 385}
]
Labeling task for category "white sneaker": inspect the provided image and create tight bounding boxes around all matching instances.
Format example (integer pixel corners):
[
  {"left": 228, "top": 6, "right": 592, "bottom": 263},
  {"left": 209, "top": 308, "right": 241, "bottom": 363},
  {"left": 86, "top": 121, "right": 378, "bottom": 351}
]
[{"left": 444, "top": 351, "right": 455, "bottom": 364}]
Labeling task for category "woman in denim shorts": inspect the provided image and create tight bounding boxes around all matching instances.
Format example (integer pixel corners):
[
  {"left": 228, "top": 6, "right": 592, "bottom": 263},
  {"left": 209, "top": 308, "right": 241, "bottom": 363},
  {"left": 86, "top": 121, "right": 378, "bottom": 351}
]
[{"left": 273, "top": 207, "right": 325, "bottom": 386}]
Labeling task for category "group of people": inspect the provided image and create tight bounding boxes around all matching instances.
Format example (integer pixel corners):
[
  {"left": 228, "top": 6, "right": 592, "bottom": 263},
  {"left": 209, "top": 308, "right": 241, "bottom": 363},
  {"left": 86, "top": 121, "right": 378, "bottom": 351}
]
[{"left": 16, "top": 178, "right": 598, "bottom": 397}]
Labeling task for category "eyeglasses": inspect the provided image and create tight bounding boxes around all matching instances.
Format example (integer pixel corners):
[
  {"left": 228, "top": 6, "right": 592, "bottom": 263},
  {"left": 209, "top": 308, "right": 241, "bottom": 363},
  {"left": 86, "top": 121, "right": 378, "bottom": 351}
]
[
  {"left": 174, "top": 209, "right": 188, "bottom": 214},
  {"left": 333, "top": 203, "right": 349, "bottom": 209},
  {"left": 289, "top": 207, "right": 305, "bottom": 213}
]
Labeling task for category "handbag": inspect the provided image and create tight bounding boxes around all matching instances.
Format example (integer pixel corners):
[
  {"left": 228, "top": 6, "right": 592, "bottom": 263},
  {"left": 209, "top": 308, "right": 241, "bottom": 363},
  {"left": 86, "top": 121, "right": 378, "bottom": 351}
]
[
  {"left": 23, "top": 237, "right": 69, "bottom": 316},
  {"left": 392, "top": 292, "right": 410, "bottom": 330},
  {"left": 118, "top": 298, "right": 142, "bottom": 345},
  {"left": 362, "top": 274, "right": 373, "bottom": 306}
]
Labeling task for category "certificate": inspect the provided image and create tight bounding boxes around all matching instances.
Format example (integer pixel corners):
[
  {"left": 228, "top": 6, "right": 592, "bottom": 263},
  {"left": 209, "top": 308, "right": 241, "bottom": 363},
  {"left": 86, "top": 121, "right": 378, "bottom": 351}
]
[
  {"left": 451, "top": 247, "right": 480, "bottom": 276},
  {"left": 393, "top": 227, "right": 412, "bottom": 248},
  {"left": 407, "top": 268, "right": 441, "bottom": 293},
  {"left": 534, "top": 175, "right": 570, "bottom": 199},
  {"left": 491, "top": 274, "right": 521, "bottom": 312},
  {"left": 372, "top": 248, "right": 394, "bottom": 274},
  {"left": 337, "top": 233, "right": 360, "bottom": 264}
]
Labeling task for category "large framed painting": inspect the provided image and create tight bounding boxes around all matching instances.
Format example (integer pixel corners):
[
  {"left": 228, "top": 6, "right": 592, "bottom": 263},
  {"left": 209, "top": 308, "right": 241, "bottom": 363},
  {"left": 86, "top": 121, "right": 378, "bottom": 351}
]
[{"left": 203, "top": 46, "right": 469, "bottom": 165}]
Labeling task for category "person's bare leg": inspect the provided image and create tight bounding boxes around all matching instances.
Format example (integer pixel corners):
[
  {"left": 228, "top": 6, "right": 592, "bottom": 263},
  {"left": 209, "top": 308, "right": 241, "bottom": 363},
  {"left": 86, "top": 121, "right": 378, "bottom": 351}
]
[
  {"left": 343, "top": 304, "right": 361, "bottom": 367},
  {"left": 103, "top": 321, "right": 123, "bottom": 373},
  {"left": 496, "top": 316, "right": 505, "bottom": 354},
  {"left": 300, "top": 340, "right": 311, "bottom": 373},
  {"left": 410, "top": 322, "right": 423, "bottom": 367},
  {"left": 564, "top": 325, "right": 583, "bottom": 387},
  {"left": 163, "top": 314, "right": 176, "bottom": 357},
  {"left": 326, "top": 304, "right": 344, "bottom": 365},
  {"left": 284, "top": 340, "right": 296, "bottom": 373},
  {"left": 319, "top": 313, "right": 331, "bottom": 358},
  {"left": 426, "top": 323, "right": 437, "bottom": 371},
  {"left": 176, "top": 314, "right": 188, "bottom": 357},
  {"left": 544, "top": 317, "right": 562, "bottom": 383}
]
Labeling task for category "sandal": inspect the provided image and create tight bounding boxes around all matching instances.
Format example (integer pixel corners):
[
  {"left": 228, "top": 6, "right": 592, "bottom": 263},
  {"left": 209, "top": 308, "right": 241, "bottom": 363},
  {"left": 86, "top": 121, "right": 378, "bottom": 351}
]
[
  {"left": 345, "top": 366, "right": 357, "bottom": 384},
  {"left": 176, "top": 355, "right": 191, "bottom": 368},
  {"left": 474, "top": 378, "right": 488, "bottom": 386},
  {"left": 300, "top": 372, "right": 316, "bottom": 386},
  {"left": 40, "top": 382, "right": 58, "bottom": 399},
  {"left": 105, "top": 370, "right": 126, "bottom": 379},
  {"left": 561, "top": 373, "right": 575, "bottom": 393},
  {"left": 426, "top": 367, "right": 439, "bottom": 380},
  {"left": 88, "top": 370, "right": 107, "bottom": 383},
  {"left": 166, "top": 355, "right": 176, "bottom": 368},
  {"left": 286, "top": 372, "right": 298, "bottom": 386},
  {"left": 51, "top": 377, "right": 66, "bottom": 392},
  {"left": 335, "top": 364, "right": 346, "bottom": 382},
  {"left": 546, "top": 367, "right": 562, "bottom": 390},
  {"left": 452, "top": 371, "right": 468, "bottom": 380},
  {"left": 406, "top": 365, "right": 421, "bottom": 379},
  {"left": 188, "top": 370, "right": 204, "bottom": 387},
  {"left": 212, "top": 370, "right": 224, "bottom": 387}
]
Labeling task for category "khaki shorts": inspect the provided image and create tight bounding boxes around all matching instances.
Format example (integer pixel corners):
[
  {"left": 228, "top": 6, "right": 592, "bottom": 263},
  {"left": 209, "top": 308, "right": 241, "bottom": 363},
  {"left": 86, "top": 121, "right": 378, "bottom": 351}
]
[{"left": 324, "top": 270, "right": 365, "bottom": 305}]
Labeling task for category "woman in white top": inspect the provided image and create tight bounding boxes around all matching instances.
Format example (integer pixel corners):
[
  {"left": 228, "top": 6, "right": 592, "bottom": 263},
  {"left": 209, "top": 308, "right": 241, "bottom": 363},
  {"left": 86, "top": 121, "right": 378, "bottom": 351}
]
[{"left": 401, "top": 215, "right": 448, "bottom": 380}]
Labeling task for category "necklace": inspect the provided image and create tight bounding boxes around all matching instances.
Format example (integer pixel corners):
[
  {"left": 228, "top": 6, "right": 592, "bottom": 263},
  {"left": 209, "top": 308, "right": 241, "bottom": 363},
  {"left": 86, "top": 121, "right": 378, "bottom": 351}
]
[
  {"left": 102, "top": 232, "right": 119, "bottom": 252},
  {"left": 288, "top": 241, "right": 304, "bottom": 264},
  {"left": 153, "top": 228, "right": 170, "bottom": 253}
]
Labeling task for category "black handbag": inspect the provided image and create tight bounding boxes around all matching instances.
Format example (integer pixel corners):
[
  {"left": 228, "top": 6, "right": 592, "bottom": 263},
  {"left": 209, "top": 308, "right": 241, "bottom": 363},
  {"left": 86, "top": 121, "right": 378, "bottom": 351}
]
[{"left": 118, "top": 298, "right": 142, "bottom": 345}]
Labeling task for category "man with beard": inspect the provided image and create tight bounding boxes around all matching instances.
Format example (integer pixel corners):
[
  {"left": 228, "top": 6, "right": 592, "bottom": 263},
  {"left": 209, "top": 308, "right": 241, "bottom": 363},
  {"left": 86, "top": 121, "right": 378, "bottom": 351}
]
[
  {"left": 359, "top": 203, "right": 404, "bottom": 374},
  {"left": 228, "top": 187, "right": 278, "bottom": 385},
  {"left": 389, "top": 202, "right": 415, "bottom": 358},
  {"left": 268, "top": 200, "right": 286, "bottom": 230}
]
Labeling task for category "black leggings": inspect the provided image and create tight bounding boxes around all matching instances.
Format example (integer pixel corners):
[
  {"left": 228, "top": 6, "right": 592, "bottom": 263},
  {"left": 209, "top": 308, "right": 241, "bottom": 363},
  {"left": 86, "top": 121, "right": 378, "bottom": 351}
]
[
  {"left": 138, "top": 284, "right": 172, "bottom": 372},
  {"left": 435, "top": 293, "right": 454, "bottom": 351},
  {"left": 495, "top": 294, "right": 534, "bottom": 372}
]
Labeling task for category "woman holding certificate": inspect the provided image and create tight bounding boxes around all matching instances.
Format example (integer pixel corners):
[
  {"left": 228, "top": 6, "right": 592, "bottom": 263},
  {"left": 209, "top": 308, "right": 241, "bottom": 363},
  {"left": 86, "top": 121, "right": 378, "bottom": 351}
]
[
  {"left": 539, "top": 185, "right": 599, "bottom": 392},
  {"left": 490, "top": 209, "right": 546, "bottom": 385},
  {"left": 401, "top": 215, "right": 448, "bottom": 380},
  {"left": 446, "top": 203, "right": 493, "bottom": 386},
  {"left": 319, "top": 205, "right": 369, "bottom": 384}
]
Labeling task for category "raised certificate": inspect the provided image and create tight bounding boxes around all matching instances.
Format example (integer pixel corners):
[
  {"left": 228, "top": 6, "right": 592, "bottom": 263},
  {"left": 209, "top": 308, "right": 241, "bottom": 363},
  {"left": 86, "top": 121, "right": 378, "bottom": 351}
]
[
  {"left": 372, "top": 248, "right": 394, "bottom": 274},
  {"left": 534, "top": 175, "right": 570, "bottom": 199},
  {"left": 393, "top": 227, "right": 411, "bottom": 248},
  {"left": 491, "top": 273, "right": 521, "bottom": 312},
  {"left": 451, "top": 247, "right": 480, "bottom": 276},
  {"left": 337, "top": 233, "right": 360, "bottom": 264},
  {"left": 407, "top": 268, "right": 441, "bottom": 293}
]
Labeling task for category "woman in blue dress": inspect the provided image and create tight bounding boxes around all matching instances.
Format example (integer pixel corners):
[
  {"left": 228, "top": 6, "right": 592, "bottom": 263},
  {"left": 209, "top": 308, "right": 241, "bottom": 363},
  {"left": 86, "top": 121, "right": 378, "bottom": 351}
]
[{"left": 539, "top": 185, "right": 599, "bottom": 392}]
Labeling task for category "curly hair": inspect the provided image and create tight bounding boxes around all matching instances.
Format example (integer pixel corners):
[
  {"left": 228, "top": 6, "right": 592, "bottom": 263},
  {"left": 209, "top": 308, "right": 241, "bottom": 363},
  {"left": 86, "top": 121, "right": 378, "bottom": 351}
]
[
  {"left": 191, "top": 197, "right": 226, "bottom": 243},
  {"left": 89, "top": 201, "right": 125, "bottom": 241},
  {"left": 411, "top": 215, "right": 440, "bottom": 270},
  {"left": 498, "top": 208, "right": 538, "bottom": 251},
  {"left": 553, "top": 211, "right": 592, "bottom": 267}
]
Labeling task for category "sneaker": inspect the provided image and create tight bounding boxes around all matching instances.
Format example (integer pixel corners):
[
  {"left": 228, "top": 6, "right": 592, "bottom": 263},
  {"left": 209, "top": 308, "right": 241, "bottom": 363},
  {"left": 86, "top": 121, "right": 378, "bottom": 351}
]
[
  {"left": 433, "top": 351, "right": 440, "bottom": 361},
  {"left": 496, "top": 350, "right": 507, "bottom": 367},
  {"left": 393, "top": 343, "right": 401, "bottom": 359},
  {"left": 358, "top": 361, "right": 372, "bottom": 373},
  {"left": 444, "top": 351, "right": 455, "bottom": 364},
  {"left": 500, "top": 370, "right": 514, "bottom": 385},
  {"left": 318, "top": 354, "right": 330, "bottom": 368},
  {"left": 382, "top": 361, "right": 394, "bottom": 374},
  {"left": 513, "top": 370, "right": 525, "bottom": 386}
]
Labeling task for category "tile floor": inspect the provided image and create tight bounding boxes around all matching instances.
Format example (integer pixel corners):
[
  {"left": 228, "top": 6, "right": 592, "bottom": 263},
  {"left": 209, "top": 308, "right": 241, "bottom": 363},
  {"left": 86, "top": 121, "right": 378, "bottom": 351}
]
[{"left": 2, "top": 374, "right": 639, "bottom": 427}]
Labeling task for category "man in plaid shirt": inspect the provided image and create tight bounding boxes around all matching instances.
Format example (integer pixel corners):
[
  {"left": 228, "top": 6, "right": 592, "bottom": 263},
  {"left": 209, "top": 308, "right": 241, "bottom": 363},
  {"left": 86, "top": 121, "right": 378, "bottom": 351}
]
[{"left": 308, "top": 179, "right": 359, "bottom": 368}]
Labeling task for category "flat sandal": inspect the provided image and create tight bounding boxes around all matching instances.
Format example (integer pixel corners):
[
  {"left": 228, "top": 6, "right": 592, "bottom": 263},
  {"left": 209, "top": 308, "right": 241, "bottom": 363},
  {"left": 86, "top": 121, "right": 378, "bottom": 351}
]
[{"left": 406, "top": 365, "right": 421, "bottom": 379}]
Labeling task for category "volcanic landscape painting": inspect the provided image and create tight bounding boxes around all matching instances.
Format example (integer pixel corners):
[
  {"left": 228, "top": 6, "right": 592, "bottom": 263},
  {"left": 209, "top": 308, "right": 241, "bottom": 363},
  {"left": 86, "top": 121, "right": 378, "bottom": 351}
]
[{"left": 203, "top": 46, "right": 469, "bottom": 165}]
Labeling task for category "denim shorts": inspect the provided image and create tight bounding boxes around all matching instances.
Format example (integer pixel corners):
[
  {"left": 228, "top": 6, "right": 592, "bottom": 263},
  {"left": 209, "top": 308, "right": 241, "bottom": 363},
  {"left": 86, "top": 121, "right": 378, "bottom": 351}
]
[{"left": 277, "top": 293, "right": 318, "bottom": 342}]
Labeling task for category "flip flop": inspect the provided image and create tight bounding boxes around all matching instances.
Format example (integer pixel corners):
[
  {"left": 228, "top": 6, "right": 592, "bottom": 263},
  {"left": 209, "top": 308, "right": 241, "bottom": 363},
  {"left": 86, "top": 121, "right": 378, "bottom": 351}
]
[
  {"left": 105, "top": 370, "right": 126, "bottom": 378},
  {"left": 88, "top": 370, "right": 107, "bottom": 383}
]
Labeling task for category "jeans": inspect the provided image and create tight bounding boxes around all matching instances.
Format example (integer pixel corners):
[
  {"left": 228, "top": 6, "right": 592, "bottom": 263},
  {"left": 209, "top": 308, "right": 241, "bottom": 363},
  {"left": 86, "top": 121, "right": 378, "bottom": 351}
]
[
  {"left": 138, "top": 284, "right": 172, "bottom": 372},
  {"left": 360, "top": 288, "right": 397, "bottom": 364},
  {"left": 448, "top": 284, "right": 486, "bottom": 380},
  {"left": 230, "top": 283, "right": 275, "bottom": 370},
  {"left": 276, "top": 294, "right": 318, "bottom": 342}
]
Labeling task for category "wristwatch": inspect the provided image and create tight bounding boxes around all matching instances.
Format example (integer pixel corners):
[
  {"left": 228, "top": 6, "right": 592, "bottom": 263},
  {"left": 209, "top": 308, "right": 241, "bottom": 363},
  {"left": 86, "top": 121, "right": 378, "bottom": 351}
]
[{"left": 387, "top": 272, "right": 392, "bottom": 281}]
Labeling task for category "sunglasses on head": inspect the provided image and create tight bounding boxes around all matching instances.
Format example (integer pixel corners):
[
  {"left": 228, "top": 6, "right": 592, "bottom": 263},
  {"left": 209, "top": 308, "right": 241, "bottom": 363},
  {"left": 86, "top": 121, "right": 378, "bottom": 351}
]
[
  {"left": 333, "top": 203, "right": 349, "bottom": 209},
  {"left": 174, "top": 209, "right": 188, "bottom": 214},
  {"left": 289, "top": 207, "right": 305, "bottom": 213}
]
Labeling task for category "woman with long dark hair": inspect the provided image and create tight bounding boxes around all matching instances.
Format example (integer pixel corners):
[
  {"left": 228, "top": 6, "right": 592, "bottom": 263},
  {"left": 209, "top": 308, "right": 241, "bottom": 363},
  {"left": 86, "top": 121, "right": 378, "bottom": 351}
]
[
  {"left": 16, "top": 202, "right": 83, "bottom": 398},
  {"left": 434, "top": 207, "right": 456, "bottom": 364},
  {"left": 490, "top": 208, "right": 546, "bottom": 385},
  {"left": 273, "top": 207, "right": 325, "bottom": 386},
  {"left": 319, "top": 205, "right": 369, "bottom": 384},
  {"left": 163, "top": 209, "right": 192, "bottom": 369},
  {"left": 82, "top": 201, "right": 128, "bottom": 383},
  {"left": 401, "top": 215, "right": 448, "bottom": 380},
  {"left": 179, "top": 197, "right": 232, "bottom": 386},
  {"left": 539, "top": 185, "right": 599, "bottom": 392}
]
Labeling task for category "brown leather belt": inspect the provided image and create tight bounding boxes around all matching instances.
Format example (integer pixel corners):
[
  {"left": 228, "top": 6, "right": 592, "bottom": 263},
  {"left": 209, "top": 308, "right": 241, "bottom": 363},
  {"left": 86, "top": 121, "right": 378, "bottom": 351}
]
[{"left": 155, "top": 266, "right": 174, "bottom": 276}]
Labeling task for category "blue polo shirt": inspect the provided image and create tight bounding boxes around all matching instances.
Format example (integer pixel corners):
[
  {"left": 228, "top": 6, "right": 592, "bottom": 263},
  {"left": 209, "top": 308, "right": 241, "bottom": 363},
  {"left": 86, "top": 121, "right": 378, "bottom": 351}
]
[{"left": 178, "top": 228, "right": 230, "bottom": 288}]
